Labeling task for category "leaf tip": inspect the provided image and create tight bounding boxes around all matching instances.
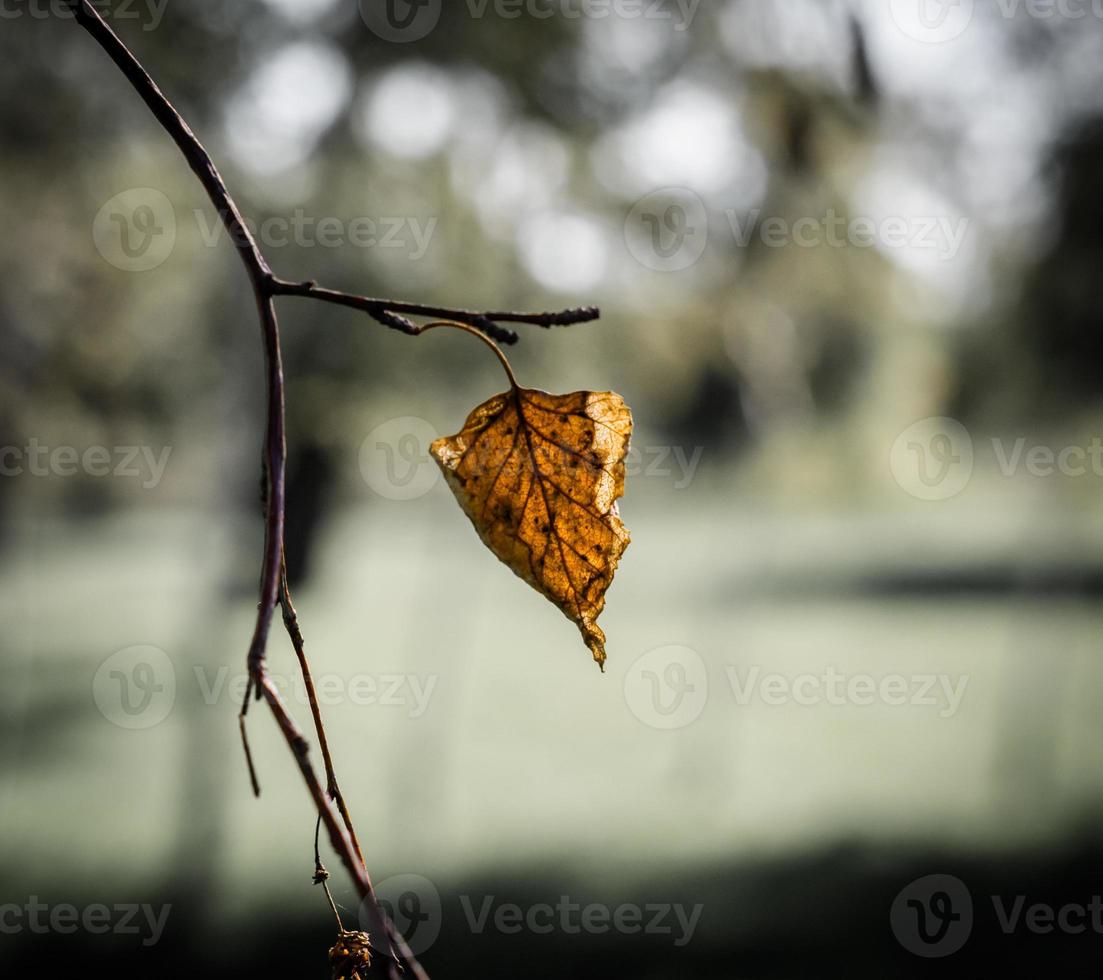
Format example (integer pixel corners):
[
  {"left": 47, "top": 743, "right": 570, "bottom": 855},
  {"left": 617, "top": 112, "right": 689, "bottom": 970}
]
[{"left": 583, "top": 625, "right": 607, "bottom": 671}]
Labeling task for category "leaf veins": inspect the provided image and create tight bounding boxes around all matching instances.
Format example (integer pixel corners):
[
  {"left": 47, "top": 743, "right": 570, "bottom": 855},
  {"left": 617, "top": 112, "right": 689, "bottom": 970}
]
[{"left": 431, "top": 385, "right": 632, "bottom": 669}]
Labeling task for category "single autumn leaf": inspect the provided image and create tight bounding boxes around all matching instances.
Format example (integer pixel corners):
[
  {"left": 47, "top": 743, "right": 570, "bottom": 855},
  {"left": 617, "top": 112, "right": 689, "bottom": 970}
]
[{"left": 426, "top": 325, "right": 631, "bottom": 670}]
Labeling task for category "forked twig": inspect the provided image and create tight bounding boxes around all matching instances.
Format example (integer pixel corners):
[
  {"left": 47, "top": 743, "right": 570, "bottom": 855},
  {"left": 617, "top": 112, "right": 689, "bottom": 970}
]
[{"left": 66, "top": 1, "right": 599, "bottom": 976}]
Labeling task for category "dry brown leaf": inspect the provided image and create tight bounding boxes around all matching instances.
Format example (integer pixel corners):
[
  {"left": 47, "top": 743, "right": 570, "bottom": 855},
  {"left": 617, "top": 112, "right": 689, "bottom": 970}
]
[
  {"left": 328, "top": 930, "right": 372, "bottom": 979},
  {"left": 431, "top": 385, "right": 632, "bottom": 670}
]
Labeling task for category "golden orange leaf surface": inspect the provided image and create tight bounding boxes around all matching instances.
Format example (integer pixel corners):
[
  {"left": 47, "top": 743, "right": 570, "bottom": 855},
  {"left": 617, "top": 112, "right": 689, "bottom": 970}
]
[{"left": 431, "top": 386, "right": 632, "bottom": 670}]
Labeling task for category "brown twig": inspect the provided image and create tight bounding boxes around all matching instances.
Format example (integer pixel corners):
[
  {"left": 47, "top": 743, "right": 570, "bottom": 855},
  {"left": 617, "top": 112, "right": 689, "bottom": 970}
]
[
  {"left": 67, "top": 1, "right": 599, "bottom": 976},
  {"left": 280, "top": 562, "right": 368, "bottom": 870},
  {"left": 238, "top": 676, "right": 261, "bottom": 798},
  {"left": 270, "top": 277, "right": 600, "bottom": 346}
]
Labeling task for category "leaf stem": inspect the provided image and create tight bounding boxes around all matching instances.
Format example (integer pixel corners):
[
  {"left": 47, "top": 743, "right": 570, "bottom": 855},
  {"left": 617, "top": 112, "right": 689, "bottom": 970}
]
[{"left": 420, "top": 320, "right": 522, "bottom": 390}]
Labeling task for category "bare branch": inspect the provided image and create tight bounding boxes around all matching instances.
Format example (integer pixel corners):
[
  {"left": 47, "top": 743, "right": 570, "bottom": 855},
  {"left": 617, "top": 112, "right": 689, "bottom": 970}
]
[
  {"left": 270, "top": 277, "right": 601, "bottom": 346},
  {"left": 66, "top": 1, "right": 603, "bottom": 976}
]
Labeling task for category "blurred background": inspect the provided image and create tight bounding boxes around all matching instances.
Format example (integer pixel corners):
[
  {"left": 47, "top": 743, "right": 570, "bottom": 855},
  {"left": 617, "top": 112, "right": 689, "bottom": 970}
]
[{"left": 3, "top": 0, "right": 1103, "bottom": 975}]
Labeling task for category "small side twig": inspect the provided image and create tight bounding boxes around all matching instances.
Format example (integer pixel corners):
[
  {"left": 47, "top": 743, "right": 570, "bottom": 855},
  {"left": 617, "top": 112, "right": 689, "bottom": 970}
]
[
  {"left": 280, "top": 561, "right": 367, "bottom": 869},
  {"left": 269, "top": 276, "right": 600, "bottom": 346},
  {"left": 238, "top": 676, "right": 261, "bottom": 797}
]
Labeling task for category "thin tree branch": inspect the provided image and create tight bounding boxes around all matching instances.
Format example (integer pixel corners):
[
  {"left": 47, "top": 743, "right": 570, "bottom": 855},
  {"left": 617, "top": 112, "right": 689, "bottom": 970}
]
[
  {"left": 238, "top": 677, "right": 261, "bottom": 797},
  {"left": 66, "top": 2, "right": 601, "bottom": 976},
  {"left": 254, "top": 671, "right": 427, "bottom": 978},
  {"left": 67, "top": 3, "right": 413, "bottom": 973},
  {"left": 68, "top": 0, "right": 269, "bottom": 283},
  {"left": 270, "top": 277, "right": 601, "bottom": 345},
  {"left": 280, "top": 563, "right": 368, "bottom": 870},
  {"left": 67, "top": 0, "right": 598, "bottom": 346}
]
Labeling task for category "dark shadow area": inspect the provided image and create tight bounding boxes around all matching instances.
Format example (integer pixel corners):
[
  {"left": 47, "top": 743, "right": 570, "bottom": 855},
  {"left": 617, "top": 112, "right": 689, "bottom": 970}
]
[{"left": 5, "top": 838, "right": 1103, "bottom": 978}]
